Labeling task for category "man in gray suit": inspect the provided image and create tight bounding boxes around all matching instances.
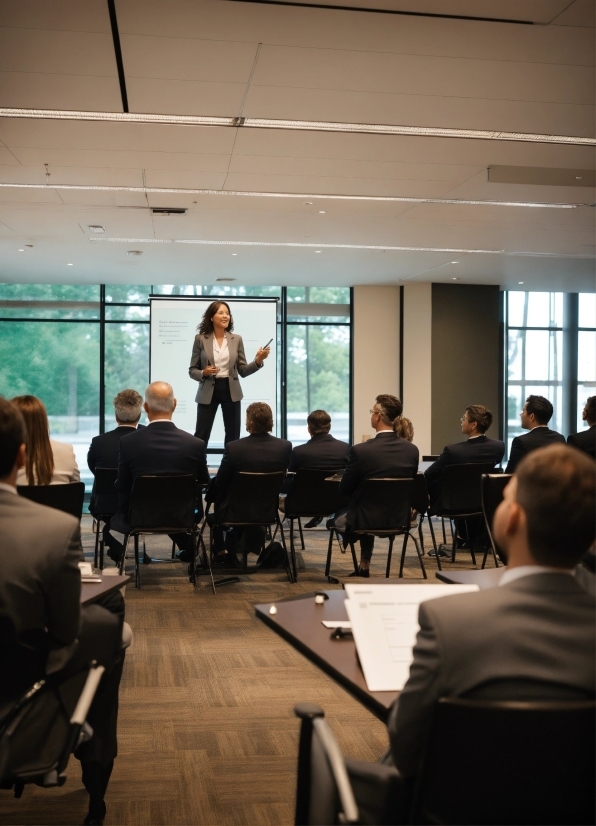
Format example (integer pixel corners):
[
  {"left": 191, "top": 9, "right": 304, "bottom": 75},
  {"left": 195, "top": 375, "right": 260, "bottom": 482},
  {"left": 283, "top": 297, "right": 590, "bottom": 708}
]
[
  {"left": 388, "top": 443, "right": 595, "bottom": 777},
  {"left": 0, "top": 398, "right": 125, "bottom": 825}
]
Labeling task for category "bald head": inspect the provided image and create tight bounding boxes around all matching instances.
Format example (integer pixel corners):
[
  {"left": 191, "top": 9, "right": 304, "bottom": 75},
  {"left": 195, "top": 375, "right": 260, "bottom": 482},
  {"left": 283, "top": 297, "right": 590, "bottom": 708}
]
[{"left": 144, "top": 382, "right": 176, "bottom": 419}]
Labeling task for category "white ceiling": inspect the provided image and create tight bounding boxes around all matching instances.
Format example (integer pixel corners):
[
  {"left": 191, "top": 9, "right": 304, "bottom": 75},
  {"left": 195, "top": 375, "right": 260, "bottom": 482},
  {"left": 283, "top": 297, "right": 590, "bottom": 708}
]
[{"left": 0, "top": 0, "right": 594, "bottom": 291}]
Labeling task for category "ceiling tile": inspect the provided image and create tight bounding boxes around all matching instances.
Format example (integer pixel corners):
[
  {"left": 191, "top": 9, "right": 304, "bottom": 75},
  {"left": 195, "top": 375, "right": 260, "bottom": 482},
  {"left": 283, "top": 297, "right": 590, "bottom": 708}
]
[
  {"left": 0, "top": 71, "right": 122, "bottom": 111},
  {"left": 126, "top": 77, "right": 246, "bottom": 117}
]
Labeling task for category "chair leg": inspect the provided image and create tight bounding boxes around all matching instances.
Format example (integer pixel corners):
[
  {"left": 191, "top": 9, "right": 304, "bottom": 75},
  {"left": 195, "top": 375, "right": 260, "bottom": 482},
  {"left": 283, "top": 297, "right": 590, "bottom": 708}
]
[
  {"left": 189, "top": 531, "right": 196, "bottom": 585},
  {"left": 418, "top": 514, "right": 425, "bottom": 553},
  {"left": 386, "top": 535, "right": 395, "bottom": 578},
  {"left": 93, "top": 519, "right": 100, "bottom": 570},
  {"left": 200, "top": 531, "right": 216, "bottom": 594},
  {"left": 398, "top": 533, "right": 409, "bottom": 578},
  {"left": 119, "top": 534, "right": 129, "bottom": 575},
  {"left": 450, "top": 520, "right": 457, "bottom": 563},
  {"left": 171, "top": 540, "right": 176, "bottom": 559},
  {"left": 441, "top": 517, "right": 447, "bottom": 545},
  {"left": 287, "top": 519, "right": 298, "bottom": 582},
  {"left": 134, "top": 534, "right": 140, "bottom": 589},
  {"left": 297, "top": 516, "right": 305, "bottom": 550},
  {"left": 411, "top": 532, "right": 427, "bottom": 579},
  {"left": 348, "top": 541, "right": 359, "bottom": 574},
  {"left": 277, "top": 517, "right": 294, "bottom": 584},
  {"left": 427, "top": 515, "right": 442, "bottom": 571},
  {"left": 325, "top": 529, "right": 334, "bottom": 578},
  {"left": 99, "top": 524, "right": 105, "bottom": 572}
]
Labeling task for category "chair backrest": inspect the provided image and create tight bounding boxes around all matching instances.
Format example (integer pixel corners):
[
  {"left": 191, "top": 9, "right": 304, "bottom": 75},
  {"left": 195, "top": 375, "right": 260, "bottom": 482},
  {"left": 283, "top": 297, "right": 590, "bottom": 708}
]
[
  {"left": 351, "top": 478, "right": 413, "bottom": 533},
  {"left": 411, "top": 472, "right": 430, "bottom": 514},
  {"left": 438, "top": 463, "right": 496, "bottom": 515},
  {"left": 17, "top": 482, "right": 85, "bottom": 520},
  {"left": 294, "top": 703, "right": 359, "bottom": 826},
  {"left": 481, "top": 473, "right": 512, "bottom": 559},
  {"left": 128, "top": 474, "right": 200, "bottom": 530},
  {"left": 284, "top": 468, "right": 347, "bottom": 517},
  {"left": 89, "top": 467, "right": 119, "bottom": 516},
  {"left": 410, "top": 695, "right": 596, "bottom": 825},
  {"left": 219, "top": 471, "right": 286, "bottom": 525}
]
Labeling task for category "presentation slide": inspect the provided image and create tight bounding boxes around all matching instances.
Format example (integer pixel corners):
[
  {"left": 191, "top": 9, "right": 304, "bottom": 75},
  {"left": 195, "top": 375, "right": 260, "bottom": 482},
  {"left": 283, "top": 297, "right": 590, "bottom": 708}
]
[{"left": 150, "top": 297, "right": 278, "bottom": 445}]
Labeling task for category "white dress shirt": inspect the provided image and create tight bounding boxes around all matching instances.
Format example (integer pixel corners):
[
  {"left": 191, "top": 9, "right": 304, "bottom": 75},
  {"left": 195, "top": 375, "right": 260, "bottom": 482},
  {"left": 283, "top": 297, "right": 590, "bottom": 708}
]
[
  {"left": 212, "top": 335, "right": 230, "bottom": 377},
  {"left": 499, "top": 565, "right": 574, "bottom": 586}
]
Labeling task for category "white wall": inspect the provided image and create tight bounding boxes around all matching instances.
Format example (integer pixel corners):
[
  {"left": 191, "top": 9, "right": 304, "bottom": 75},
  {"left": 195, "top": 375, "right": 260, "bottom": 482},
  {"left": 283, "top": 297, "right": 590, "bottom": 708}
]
[
  {"left": 402, "top": 283, "right": 432, "bottom": 456},
  {"left": 352, "top": 285, "right": 400, "bottom": 444}
]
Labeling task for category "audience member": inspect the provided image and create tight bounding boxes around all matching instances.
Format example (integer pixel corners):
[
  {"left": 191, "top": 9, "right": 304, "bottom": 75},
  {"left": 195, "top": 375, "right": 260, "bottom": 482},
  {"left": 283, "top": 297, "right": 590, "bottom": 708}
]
[
  {"left": 393, "top": 415, "right": 414, "bottom": 442},
  {"left": 0, "top": 398, "right": 127, "bottom": 826},
  {"left": 107, "top": 382, "right": 209, "bottom": 565},
  {"left": 11, "top": 394, "right": 79, "bottom": 484},
  {"left": 207, "top": 402, "right": 292, "bottom": 564},
  {"left": 505, "top": 394, "right": 565, "bottom": 473},
  {"left": 332, "top": 395, "right": 419, "bottom": 577},
  {"left": 387, "top": 444, "right": 595, "bottom": 778},
  {"left": 567, "top": 395, "right": 596, "bottom": 459}
]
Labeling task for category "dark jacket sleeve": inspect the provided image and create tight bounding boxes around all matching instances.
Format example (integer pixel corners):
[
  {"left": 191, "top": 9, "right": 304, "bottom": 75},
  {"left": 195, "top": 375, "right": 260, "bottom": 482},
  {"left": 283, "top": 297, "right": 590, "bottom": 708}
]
[
  {"left": 87, "top": 437, "right": 98, "bottom": 475},
  {"left": 189, "top": 336, "right": 204, "bottom": 383},
  {"left": 505, "top": 436, "right": 524, "bottom": 474},
  {"left": 339, "top": 446, "right": 360, "bottom": 499},
  {"left": 115, "top": 438, "right": 134, "bottom": 516},
  {"left": 424, "top": 446, "right": 452, "bottom": 484},
  {"left": 388, "top": 602, "right": 442, "bottom": 777},
  {"left": 46, "top": 520, "right": 83, "bottom": 648},
  {"left": 567, "top": 434, "right": 578, "bottom": 448},
  {"left": 213, "top": 448, "right": 235, "bottom": 503}
]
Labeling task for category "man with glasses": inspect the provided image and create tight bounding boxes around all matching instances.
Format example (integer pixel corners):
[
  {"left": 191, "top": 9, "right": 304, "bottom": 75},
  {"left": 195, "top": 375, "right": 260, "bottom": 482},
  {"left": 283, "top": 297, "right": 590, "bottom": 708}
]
[{"left": 505, "top": 395, "right": 565, "bottom": 474}]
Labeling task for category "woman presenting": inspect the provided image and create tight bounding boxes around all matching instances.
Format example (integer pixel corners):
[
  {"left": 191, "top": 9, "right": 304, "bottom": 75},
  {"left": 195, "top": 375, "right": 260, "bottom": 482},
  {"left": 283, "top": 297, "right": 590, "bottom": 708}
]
[{"left": 189, "top": 300, "right": 270, "bottom": 446}]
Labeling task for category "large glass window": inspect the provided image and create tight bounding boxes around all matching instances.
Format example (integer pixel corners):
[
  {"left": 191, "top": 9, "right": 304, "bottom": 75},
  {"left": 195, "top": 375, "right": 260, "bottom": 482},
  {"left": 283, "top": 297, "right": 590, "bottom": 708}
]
[{"left": 578, "top": 293, "right": 596, "bottom": 431}]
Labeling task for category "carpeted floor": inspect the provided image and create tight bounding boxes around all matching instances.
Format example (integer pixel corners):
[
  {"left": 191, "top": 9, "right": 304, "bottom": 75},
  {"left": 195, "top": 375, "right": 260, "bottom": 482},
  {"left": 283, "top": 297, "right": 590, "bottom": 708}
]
[{"left": 0, "top": 516, "right": 488, "bottom": 825}]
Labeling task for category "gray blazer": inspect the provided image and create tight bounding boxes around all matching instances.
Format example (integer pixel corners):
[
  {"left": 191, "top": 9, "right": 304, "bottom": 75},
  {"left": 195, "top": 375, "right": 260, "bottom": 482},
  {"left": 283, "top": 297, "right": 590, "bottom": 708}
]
[
  {"left": 188, "top": 332, "right": 262, "bottom": 404},
  {"left": 387, "top": 573, "right": 596, "bottom": 777}
]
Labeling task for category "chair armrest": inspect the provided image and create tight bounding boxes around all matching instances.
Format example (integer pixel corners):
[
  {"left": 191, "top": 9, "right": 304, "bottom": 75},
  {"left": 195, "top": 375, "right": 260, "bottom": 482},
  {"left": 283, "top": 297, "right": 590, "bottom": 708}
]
[{"left": 344, "top": 758, "right": 411, "bottom": 825}]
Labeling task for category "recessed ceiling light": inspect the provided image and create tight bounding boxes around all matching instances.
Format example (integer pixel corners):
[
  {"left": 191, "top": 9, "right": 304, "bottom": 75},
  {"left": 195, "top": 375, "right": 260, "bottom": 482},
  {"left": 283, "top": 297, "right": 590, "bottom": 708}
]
[
  {"left": 576, "top": 177, "right": 583, "bottom": 180},
  {"left": 1, "top": 108, "right": 593, "bottom": 146},
  {"left": 315, "top": 250, "right": 322, "bottom": 253},
  {"left": 318, "top": 210, "right": 326, "bottom": 214},
  {"left": 232, "top": 253, "right": 237, "bottom": 256},
  {"left": 18, "top": 248, "right": 24, "bottom": 252},
  {"left": 67, "top": 263, "right": 73, "bottom": 266},
  {"left": 518, "top": 281, "right": 524, "bottom": 284},
  {"left": 451, "top": 261, "right": 459, "bottom": 264},
  {"left": 452, "top": 277, "right": 459, "bottom": 280},
  {"left": 0, "top": 183, "right": 583, "bottom": 209},
  {"left": 88, "top": 225, "right": 105, "bottom": 234}
]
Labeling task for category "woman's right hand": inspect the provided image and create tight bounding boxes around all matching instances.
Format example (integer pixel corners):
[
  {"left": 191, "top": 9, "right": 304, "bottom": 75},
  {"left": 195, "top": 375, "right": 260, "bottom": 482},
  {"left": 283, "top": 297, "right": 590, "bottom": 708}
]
[{"left": 203, "top": 365, "right": 220, "bottom": 377}]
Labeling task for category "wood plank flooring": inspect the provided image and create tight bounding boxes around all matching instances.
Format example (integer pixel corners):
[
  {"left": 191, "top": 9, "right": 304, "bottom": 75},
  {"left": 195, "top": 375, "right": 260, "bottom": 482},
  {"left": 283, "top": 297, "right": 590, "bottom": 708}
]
[{"left": 0, "top": 517, "right": 485, "bottom": 825}]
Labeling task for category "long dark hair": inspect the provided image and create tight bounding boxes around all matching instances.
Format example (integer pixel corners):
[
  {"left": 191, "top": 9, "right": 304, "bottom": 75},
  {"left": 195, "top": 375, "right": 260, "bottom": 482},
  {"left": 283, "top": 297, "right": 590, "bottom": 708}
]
[
  {"left": 11, "top": 395, "right": 54, "bottom": 485},
  {"left": 197, "top": 301, "right": 234, "bottom": 335}
]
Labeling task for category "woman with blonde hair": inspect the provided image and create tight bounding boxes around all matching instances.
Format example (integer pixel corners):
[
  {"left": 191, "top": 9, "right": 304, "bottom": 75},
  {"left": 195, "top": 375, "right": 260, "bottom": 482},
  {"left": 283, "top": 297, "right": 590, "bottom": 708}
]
[
  {"left": 11, "top": 395, "right": 79, "bottom": 485},
  {"left": 394, "top": 415, "right": 414, "bottom": 442}
]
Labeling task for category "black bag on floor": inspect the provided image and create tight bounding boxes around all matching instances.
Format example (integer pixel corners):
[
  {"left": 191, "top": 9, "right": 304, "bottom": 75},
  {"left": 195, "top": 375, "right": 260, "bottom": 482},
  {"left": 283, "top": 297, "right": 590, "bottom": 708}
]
[{"left": 256, "top": 542, "right": 286, "bottom": 568}]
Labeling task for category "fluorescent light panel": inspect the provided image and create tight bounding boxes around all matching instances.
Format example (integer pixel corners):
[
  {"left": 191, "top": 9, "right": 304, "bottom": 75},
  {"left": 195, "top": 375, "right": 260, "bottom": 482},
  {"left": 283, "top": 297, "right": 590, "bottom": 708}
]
[
  {"left": 89, "top": 238, "right": 503, "bottom": 253},
  {"left": 1, "top": 108, "right": 594, "bottom": 146},
  {"left": 0, "top": 182, "right": 583, "bottom": 209}
]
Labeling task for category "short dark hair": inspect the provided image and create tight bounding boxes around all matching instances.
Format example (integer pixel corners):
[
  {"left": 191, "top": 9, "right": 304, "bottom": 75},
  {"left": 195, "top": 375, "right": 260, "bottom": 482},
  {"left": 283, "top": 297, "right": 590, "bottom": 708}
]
[
  {"left": 246, "top": 402, "right": 273, "bottom": 434},
  {"left": 585, "top": 396, "right": 596, "bottom": 425},
  {"left": 525, "top": 395, "right": 553, "bottom": 425},
  {"left": 0, "top": 397, "right": 27, "bottom": 478},
  {"left": 197, "top": 301, "right": 234, "bottom": 335},
  {"left": 307, "top": 409, "right": 331, "bottom": 435},
  {"left": 113, "top": 388, "right": 143, "bottom": 423},
  {"left": 516, "top": 444, "right": 595, "bottom": 567},
  {"left": 375, "top": 394, "right": 403, "bottom": 425},
  {"left": 466, "top": 404, "right": 493, "bottom": 433}
]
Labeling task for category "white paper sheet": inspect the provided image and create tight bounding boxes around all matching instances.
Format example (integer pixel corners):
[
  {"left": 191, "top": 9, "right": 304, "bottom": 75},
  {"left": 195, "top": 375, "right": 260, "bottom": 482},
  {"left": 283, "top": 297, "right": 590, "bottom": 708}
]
[
  {"left": 322, "top": 621, "right": 352, "bottom": 629},
  {"left": 344, "top": 584, "right": 479, "bottom": 692}
]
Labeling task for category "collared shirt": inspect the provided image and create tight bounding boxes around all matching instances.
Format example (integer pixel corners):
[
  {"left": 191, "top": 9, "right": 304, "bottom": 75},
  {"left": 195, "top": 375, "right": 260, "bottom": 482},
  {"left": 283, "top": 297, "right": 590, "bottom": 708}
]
[
  {"left": 212, "top": 335, "right": 230, "bottom": 378},
  {"left": 468, "top": 434, "right": 484, "bottom": 440},
  {"left": 374, "top": 429, "right": 393, "bottom": 437},
  {"left": 147, "top": 419, "right": 175, "bottom": 425},
  {"left": 499, "top": 564, "right": 574, "bottom": 587},
  {"left": 0, "top": 481, "right": 17, "bottom": 495}
]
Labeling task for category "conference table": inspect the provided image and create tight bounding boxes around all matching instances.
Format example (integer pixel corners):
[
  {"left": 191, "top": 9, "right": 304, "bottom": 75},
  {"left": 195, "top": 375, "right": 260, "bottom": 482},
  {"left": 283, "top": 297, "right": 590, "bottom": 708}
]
[
  {"left": 254, "top": 568, "right": 505, "bottom": 721},
  {"left": 81, "top": 575, "right": 130, "bottom": 606}
]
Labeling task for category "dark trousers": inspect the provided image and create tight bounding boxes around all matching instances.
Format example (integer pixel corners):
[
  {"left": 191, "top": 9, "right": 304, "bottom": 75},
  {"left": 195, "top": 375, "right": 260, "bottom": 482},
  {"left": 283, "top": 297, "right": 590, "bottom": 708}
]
[{"left": 195, "top": 378, "right": 241, "bottom": 447}]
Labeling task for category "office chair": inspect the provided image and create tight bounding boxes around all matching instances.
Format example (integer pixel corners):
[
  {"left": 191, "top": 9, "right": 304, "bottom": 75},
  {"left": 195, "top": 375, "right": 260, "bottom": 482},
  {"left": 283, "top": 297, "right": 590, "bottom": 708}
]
[{"left": 480, "top": 473, "right": 512, "bottom": 568}]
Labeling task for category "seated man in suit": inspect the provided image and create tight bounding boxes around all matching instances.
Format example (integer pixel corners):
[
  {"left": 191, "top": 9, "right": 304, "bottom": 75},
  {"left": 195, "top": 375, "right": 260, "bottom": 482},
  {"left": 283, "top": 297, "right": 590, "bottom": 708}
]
[
  {"left": 567, "top": 395, "right": 596, "bottom": 459},
  {"left": 333, "top": 394, "right": 419, "bottom": 577},
  {"left": 88, "top": 388, "right": 143, "bottom": 553},
  {"left": 282, "top": 409, "right": 350, "bottom": 526},
  {"left": 387, "top": 444, "right": 595, "bottom": 777},
  {"left": 107, "top": 382, "right": 209, "bottom": 564},
  {"left": 0, "top": 398, "right": 127, "bottom": 826},
  {"left": 505, "top": 394, "right": 565, "bottom": 473},
  {"left": 207, "top": 402, "right": 292, "bottom": 564}
]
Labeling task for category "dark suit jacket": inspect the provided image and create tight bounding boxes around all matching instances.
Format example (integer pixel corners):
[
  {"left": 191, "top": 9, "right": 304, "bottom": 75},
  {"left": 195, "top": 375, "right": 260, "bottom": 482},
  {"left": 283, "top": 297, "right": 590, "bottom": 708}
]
[
  {"left": 567, "top": 425, "right": 596, "bottom": 459},
  {"left": 211, "top": 432, "right": 292, "bottom": 520},
  {"left": 505, "top": 427, "right": 566, "bottom": 473},
  {"left": 425, "top": 435, "right": 505, "bottom": 505},
  {"left": 115, "top": 421, "right": 209, "bottom": 518},
  {"left": 283, "top": 433, "right": 350, "bottom": 493},
  {"left": 388, "top": 573, "right": 596, "bottom": 777},
  {"left": 88, "top": 425, "right": 139, "bottom": 513},
  {"left": 339, "top": 432, "right": 419, "bottom": 528}
]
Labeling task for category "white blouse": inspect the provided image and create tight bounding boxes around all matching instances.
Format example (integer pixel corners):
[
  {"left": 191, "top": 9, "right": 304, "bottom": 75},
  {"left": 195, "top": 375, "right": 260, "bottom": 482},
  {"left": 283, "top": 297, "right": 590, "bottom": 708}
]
[{"left": 212, "top": 335, "right": 230, "bottom": 378}]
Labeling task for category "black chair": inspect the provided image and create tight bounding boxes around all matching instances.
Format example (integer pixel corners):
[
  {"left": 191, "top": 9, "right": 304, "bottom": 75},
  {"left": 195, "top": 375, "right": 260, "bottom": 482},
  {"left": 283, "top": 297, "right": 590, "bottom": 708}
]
[
  {"left": 284, "top": 469, "right": 348, "bottom": 581},
  {"left": 409, "top": 695, "right": 596, "bottom": 825},
  {"left": 117, "top": 474, "right": 208, "bottom": 591},
  {"left": 201, "top": 471, "right": 293, "bottom": 586},
  {"left": 294, "top": 703, "right": 404, "bottom": 826},
  {"left": 89, "top": 468, "right": 119, "bottom": 571},
  {"left": 0, "top": 662, "right": 105, "bottom": 798},
  {"left": 17, "top": 482, "right": 85, "bottom": 521},
  {"left": 327, "top": 478, "right": 427, "bottom": 579},
  {"left": 410, "top": 473, "right": 443, "bottom": 572},
  {"left": 481, "top": 473, "right": 512, "bottom": 569},
  {"left": 431, "top": 463, "right": 497, "bottom": 564}
]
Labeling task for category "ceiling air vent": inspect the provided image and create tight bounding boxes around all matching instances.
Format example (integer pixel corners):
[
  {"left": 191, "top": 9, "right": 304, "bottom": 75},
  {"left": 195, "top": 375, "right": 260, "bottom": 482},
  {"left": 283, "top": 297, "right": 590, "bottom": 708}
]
[{"left": 151, "top": 207, "right": 187, "bottom": 215}]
